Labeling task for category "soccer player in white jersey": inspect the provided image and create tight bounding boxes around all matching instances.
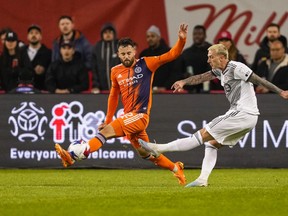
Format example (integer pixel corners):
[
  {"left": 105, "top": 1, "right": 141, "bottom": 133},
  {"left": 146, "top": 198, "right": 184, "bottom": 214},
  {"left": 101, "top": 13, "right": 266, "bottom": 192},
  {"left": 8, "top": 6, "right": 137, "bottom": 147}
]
[{"left": 138, "top": 43, "right": 288, "bottom": 187}]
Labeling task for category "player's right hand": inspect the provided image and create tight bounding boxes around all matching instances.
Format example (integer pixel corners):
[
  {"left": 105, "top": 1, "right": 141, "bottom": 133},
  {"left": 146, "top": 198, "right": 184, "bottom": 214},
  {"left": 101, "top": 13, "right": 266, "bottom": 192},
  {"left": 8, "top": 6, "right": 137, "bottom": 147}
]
[
  {"left": 171, "top": 80, "right": 185, "bottom": 93},
  {"left": 280, "top": 90, "right": 288, "bottom": 99}
]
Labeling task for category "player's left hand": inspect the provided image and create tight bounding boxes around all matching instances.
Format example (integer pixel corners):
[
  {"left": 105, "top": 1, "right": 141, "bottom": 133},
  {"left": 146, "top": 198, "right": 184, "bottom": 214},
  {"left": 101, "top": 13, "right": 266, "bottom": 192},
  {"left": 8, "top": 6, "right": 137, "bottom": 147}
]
[
  {"left": 280, "top": 90, "right": 288, "bottom": 99},
  {"left": 178, "top": 24, "right": 188, "bottom": 40}
]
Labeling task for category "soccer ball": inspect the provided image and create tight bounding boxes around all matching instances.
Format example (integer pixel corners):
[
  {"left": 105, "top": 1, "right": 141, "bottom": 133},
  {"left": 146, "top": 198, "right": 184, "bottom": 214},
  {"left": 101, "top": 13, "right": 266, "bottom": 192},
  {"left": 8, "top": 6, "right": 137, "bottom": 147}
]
[{"left": 68, "top": 140, "right": 90, "bottom": 161}]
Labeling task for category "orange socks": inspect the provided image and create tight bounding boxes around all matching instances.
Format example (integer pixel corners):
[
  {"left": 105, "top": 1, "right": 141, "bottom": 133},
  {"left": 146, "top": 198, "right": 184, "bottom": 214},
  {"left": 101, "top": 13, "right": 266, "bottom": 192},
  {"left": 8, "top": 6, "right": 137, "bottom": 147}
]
[
  {"left": 88, "top": 133, "right": 106, "bottom": 152},
  {"left": 149, "top": 154, "right": 175, "bottom": 171}
]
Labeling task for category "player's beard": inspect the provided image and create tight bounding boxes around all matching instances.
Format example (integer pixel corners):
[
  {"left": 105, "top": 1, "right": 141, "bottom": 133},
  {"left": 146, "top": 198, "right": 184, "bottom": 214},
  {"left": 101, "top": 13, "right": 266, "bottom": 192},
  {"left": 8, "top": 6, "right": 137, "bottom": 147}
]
[{"left": 122, "top": 57, "right": 134, "bottom": 67}]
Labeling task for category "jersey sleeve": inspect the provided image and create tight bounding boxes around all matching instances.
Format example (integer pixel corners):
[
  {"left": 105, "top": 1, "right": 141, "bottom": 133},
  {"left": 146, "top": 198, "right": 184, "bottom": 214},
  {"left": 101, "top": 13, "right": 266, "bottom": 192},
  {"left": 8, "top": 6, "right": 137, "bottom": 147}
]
[
  {"left": 145, "top": 38, "right": 186, "bottom": 73},
  {"left": 234, "top": 63, "right": 253, "bottom": 81}
]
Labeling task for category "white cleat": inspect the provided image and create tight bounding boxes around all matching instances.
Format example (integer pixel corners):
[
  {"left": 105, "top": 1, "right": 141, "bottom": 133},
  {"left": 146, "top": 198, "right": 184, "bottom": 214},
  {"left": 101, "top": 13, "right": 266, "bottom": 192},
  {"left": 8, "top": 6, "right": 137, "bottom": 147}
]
[
  {"left": 185, "top": 178, "right": 208, "bottom": 187},
  {"left": 138, "top": 139, "right": 160, "bottom": 157}
]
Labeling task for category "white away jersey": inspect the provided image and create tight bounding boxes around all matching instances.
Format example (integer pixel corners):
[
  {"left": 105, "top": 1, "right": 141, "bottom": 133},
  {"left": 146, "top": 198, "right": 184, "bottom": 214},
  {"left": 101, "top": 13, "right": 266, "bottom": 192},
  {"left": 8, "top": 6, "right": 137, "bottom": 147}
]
[{"left": 211, "top": 61, "right": 260, "bottom": 115}]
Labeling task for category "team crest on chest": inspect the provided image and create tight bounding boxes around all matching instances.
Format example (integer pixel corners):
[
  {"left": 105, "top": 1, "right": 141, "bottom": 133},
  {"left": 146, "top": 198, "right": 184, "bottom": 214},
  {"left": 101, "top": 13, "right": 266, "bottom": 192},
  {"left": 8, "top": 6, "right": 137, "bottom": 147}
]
[{"left": 134, "top": 66, "right": 142, "bottom": 73}]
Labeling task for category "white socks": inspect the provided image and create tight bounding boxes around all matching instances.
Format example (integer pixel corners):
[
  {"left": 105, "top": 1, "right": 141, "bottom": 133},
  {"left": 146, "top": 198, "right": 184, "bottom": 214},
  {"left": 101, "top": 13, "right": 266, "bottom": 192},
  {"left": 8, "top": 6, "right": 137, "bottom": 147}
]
[
  {"left": 151, "top": 131, "right": 203, "bottom": 153},
  {"left": 198, "top": 142, "right": 218, "bottom": 181}
]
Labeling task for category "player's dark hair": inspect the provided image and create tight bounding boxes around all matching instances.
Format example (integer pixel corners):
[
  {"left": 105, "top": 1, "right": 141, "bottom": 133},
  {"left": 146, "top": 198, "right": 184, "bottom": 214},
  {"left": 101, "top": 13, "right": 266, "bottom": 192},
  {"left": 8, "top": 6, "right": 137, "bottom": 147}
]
[{"left": 117, "top": 37, "right": 136, "bottom": 49}]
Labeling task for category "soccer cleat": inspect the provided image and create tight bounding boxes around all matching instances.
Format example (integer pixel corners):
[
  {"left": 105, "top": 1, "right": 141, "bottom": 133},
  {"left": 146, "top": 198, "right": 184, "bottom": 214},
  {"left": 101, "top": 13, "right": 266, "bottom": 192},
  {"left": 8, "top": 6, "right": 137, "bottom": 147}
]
[
  {"left": 173, "top": 161, "right": 186, "bottom": 185},
  {"left": 55, "top": 143, "right": 75, "bottom": 167},
  {"left": 138, "top": 139, "right": 160, "bottom": 157},
  {"left": 185, "top": 178, "right": 208, "bottom": 187}
]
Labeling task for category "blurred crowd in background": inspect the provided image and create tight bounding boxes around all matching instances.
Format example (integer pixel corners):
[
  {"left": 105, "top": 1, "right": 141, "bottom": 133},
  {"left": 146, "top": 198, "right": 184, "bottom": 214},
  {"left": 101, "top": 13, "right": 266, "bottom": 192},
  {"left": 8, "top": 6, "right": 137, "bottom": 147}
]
[{"left": 0, "top": 15, "right": 287, "bottom": 94}]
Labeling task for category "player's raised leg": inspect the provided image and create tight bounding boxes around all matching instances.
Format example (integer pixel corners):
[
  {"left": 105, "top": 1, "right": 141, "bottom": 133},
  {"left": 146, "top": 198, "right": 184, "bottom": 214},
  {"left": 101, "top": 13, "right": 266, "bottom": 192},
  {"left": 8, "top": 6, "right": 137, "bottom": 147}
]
[{"left": 138, "top": 131, "right": 204, "bottom": 156}]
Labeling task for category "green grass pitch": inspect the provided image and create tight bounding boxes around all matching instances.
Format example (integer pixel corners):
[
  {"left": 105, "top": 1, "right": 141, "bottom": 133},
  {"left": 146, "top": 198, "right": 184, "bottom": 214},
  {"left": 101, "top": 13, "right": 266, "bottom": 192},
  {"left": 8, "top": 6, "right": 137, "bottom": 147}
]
[{"left": 0, "top": 169, "right": 287, "bottom": 216}]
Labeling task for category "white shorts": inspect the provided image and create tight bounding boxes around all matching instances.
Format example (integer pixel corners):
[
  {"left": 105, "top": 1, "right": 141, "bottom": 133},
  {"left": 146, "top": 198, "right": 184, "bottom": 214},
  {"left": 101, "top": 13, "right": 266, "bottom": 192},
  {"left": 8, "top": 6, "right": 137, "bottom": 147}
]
[{"left": 205, "top": 110, "right": 258, "bottom": 146}]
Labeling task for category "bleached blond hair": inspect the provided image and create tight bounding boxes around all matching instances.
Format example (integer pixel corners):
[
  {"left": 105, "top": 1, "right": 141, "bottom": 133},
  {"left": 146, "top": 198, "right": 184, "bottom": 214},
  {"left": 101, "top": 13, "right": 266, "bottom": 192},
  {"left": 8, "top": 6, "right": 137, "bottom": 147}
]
[{"left": 208, "top": 44, "right": 229, "bottom": 59}]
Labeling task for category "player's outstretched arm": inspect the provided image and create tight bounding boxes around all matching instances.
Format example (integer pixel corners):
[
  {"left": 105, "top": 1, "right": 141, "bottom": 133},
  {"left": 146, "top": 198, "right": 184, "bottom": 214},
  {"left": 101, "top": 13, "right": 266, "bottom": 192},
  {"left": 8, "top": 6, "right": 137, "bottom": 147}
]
[
  {"left": 248, "top": 73, "right": 288, "bottom": 99},
  {"left": 172, "top": 71, "right": 215, "bottom": 92}
]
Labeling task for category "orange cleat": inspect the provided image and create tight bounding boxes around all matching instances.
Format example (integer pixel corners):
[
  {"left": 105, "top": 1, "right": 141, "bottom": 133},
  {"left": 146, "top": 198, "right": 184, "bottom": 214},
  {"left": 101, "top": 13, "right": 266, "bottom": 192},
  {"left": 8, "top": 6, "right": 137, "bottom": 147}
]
[
  {"left": 173, "top": 161, "right": 186, "bottom": 185},
  {"left": 55, "top": 144, "right": 75, "bottom": 167}
]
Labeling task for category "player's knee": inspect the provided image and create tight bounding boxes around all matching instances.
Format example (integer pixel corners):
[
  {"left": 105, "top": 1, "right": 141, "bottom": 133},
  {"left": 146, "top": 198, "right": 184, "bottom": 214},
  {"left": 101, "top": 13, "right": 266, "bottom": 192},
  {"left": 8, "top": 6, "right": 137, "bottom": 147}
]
[
  {"left": 100, "top": 124, "right": 116, "bottom": 139},
  {"left": 199, "top": 128, "right": 214, "bottom": 142},
  {"left": 205, "top": 141, "right": 221, "bottom": 149}
]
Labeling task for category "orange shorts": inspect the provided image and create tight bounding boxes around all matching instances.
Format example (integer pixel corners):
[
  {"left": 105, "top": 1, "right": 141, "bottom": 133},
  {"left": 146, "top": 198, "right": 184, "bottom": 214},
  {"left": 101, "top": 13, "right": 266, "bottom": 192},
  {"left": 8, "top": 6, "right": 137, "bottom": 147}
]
[{"left": 109, "top": 112, "right": 149, "bottom": 148}]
